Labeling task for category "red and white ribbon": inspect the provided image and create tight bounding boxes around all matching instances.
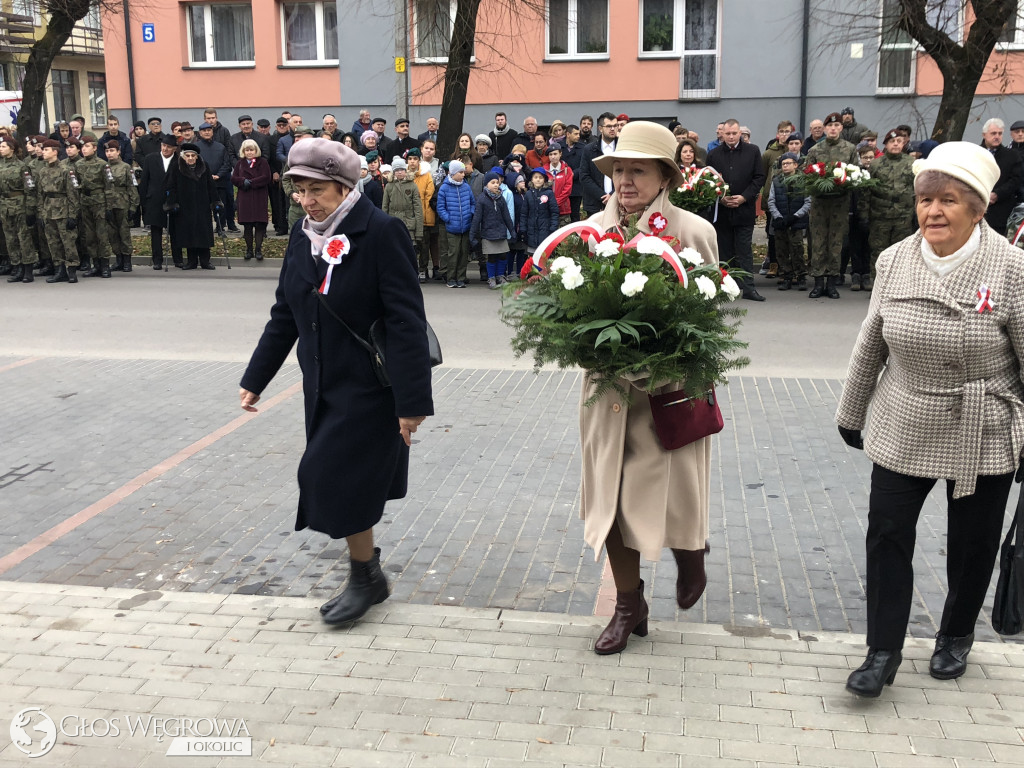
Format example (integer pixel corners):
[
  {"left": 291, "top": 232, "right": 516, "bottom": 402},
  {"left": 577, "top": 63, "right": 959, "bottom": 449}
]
[
  {"left": 318, "top": 234, "right": 351, "bottom": 295},
  {"left": 533, "top": 221, "right": 603, "bottom": 270},
  {"left": 976, "top": 285, "right": 994, "bottom": 313}
]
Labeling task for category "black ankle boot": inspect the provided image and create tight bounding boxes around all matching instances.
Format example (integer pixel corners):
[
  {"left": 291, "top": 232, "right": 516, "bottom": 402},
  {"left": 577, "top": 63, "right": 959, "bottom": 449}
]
[
  {"left": 808, "top": 276, "right": 825, "bottom": 298},
  {"left": 6, "top": 265, "right": 24, "bottom": 283},
  {"left": 121, "top": 256, "right": 132, "bottom": 273},
  {"left": 46, "top": 265, "right": 68, "bottom": 283},
  {"left": 846, "top": 649, "right": 902, "bottom": 697},
  {"left": 930, "top": 632, "right": 973, "bottom": 680},
  {"left": 66, "top": 266, "right": 77, "bottom": 284},
  {"left": 826, "top": 276, "right": 841, "bottom": 299},
  {"left": 0, "top": 259, "right": 10, "bottom": 275},
  {"left": 99, "top": 258, "right": 111, "bottom": 278},
  {"left": 322, "top": 547, "right": 390, "bottom": 625},
  {"left": 21, "top": 266, "right": 33, "bottom": 283}
]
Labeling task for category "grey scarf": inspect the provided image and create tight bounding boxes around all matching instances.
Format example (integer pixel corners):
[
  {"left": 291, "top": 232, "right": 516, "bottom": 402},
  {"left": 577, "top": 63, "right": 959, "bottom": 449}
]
[{"left": 300, "top": 189, "right": 362, "bottom": 256}]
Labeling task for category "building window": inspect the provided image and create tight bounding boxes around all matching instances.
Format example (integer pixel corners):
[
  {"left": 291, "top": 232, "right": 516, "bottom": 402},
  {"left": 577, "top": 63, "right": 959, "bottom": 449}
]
[
  {"left": 11, "top": 0, "right": 42, "bottom": 26},
  {"left": 282, "top": 1, "right": 338, "bottom": 63},
  {"left": 998, "top": 0, "right": 1024, "bottom": 46},
  {"left": 877, "top": 0, "right": 915, "bottom": 93},
  {"left": 679, "top": 0, "right": 719, "bottom": 98},
  {"left": 51, "top": 69, "right": 77, "bottom": 124},
  {"left": 412, "top": 0, "right": 474, "bottom": 62},
  {"left": 88, "top": 72, "right": 106, "bottom": 128},
  {"left": 187, "top": 3, "right": 255, "bottom": 66},
  {"left": 547, "top": 0, "right": 609, "bottom": 59}
]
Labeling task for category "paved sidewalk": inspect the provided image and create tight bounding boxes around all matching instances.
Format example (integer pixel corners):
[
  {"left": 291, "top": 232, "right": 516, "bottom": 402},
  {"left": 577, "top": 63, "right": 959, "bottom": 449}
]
[{"left": 1, "top": 580, "right": 1024, "bottom": 767}]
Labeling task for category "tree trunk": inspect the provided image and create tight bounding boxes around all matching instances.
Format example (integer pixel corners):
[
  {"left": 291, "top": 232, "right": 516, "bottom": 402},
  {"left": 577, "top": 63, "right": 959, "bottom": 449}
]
[
  {"left": 930, "top": 58, "right": 989, "bottom": 142},
  {"left": 436, "top": 0, "right": 480, "bottom": 160},
  {"left": 18, "top": 1, "right": 93, "bottom": 138}
]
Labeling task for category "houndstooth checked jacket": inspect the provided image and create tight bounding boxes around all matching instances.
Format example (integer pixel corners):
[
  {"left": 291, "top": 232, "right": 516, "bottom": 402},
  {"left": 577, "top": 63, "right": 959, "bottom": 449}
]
[{"left": 835, "top": 222, "right": 1024, "bottom": 498}]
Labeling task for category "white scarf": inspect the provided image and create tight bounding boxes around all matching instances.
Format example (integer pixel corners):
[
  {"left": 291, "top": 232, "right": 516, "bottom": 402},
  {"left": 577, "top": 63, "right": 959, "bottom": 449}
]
[
  {"left": 300, "top": 189, "right": 361, "bottom": 256},
  {"left": 920, "top": 224, "right": 981, "bottom": 278}
]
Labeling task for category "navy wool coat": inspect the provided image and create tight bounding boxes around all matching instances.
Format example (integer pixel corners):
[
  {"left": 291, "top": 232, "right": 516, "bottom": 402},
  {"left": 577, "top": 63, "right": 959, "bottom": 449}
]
[{"left": 240, "top": 194, "right": 435, "bottom": 539}]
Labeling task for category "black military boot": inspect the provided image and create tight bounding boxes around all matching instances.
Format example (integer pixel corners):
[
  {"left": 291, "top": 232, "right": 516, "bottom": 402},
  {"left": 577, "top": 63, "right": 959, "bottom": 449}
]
[
  {"left": 6, "top": 264, "right": 24, "bottom": 283},
  {"left": 98, "top": 258, "right": 111, "bottom": 278},
  {"left": 121, "top": 255, "right": 132, "bottom": 273},
  {"left": 808, "top": 276, "right": 825, "bottom": 298},
  {"left": 0, "top": 258, "right": 10, "bottom": 276},
  {"left": 66, "top": 266, "right": 78, "bottom": 284},
  {"left": 778, "top": 276, "right": 792, "bottom": 291},
  {"left": 46, "top": 264, "right": 69, "bottom": 283},
  {"left": 826, "top": 276, "right": 841, "bottom": 299},
  {"left": 80, "top": 259, "right": 100, "bottom": 277},
  {"left": 36, "top": 260, "right": 55, "bottom": 276},
  {"left": 79, "top": 256, "right": 91, "bottom": 273},
  {"left": 112, "top": 254, "right": 123, "bottom": 271},
  {"left": 322, "top": 548, "right": 390, "bottom": 625},
  {"left": 21, "top": 265, "right": 33, "bottom": 283}
]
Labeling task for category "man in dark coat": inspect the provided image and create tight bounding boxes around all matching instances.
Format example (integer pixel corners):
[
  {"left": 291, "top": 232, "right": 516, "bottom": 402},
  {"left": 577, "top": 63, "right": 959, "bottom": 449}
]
[
  {"left": 514, "top": 116, "right": 539, "bottom": 151},
  {"left": 707, "top": 118, "right": 767, "bottom": 301},
  {"left": 389, "top": 118, "right": 420, "bottom": 161},
  {"left": 268, "top": 117, "right": 291, "bottom": 235},
  {"left": 164, "top": 142, "right": 220, "bottom": 269},
  {"left": 417, "top": 116, "right": 439, "bottom": 144},
  {"left": 579, "top": 112, "right": 618, "bottom": 217},
  {"left": 135, "top": 116, "right": 164, "bottom": 164},
  {"left": 489, "top": 112, "right": 517, "bottom": 161},
  {"left": 981, "top": 118, "right": 1024, "bottom": 233},
  {"left": 203, "top": 108, "right": 234, "bottom": 155},
  {"left": 197, "top": 122, "right": 235, "bottom": 232},
  {"left": 562, "top": 124, "right": 585, "bottom": 221},
  {"left": 228, "top": 115, "right": 271, "bottom": 163},
  {"left": 139, "top": 134, "right": 181, "bottom": 268},
  {"left": 102, "top": 115, "right": 133, "bottom": 165}
]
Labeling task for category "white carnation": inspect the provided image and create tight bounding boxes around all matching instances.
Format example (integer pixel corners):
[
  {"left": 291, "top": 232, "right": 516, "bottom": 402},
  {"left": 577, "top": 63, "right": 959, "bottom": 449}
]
[
  {"left": 636, "top": 236, "right": 667, "bottom": 255},
  {"left": 720, "top": 273, "right": 741, "bottom": 300},
  {"left": 694, "top": 274, "right": 717, "bottom": 300},
  {"left": 860, "top": 170, "right": 871, "bottom": 180},
  {"left": 594, "top": 239, "right": 621, "bottom": 258},
  {"left": 679, "top": 247, "right": 704, "bottom": 266},
  {"left": 560, "top": 267, "right": 584, "bottom": 290},
  {"left": 833, "top": 167, "right": 845, "bottom": 178},
  {"left": 548, "top": 256, "right": 577, "bottom": 274},
  {"left": 620, "top": 271, "right": 649, "bottom": 297}
]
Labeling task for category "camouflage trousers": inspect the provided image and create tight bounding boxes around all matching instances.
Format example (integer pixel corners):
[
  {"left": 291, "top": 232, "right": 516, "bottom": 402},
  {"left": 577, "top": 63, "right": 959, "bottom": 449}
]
[
  {"left": 43, "top": 217, "right": 79, "bottom": 267},
  {"left": 107, "top": 208, "right": 132, "bottom": 256},
  {"left": 774, "top": 228, "right": 806, "bottom": 277},
  {"left": 0, "top": 204, "right": 37, "bottom": 266},
  {"left": 80, "top": 204, "right": 115, "bottom": 261},
  {"left": 808, "top": 195, "right": 850, "bottom": 277},
  {"left": 868, "top": 218, "right": 914, "bottom": 276}
]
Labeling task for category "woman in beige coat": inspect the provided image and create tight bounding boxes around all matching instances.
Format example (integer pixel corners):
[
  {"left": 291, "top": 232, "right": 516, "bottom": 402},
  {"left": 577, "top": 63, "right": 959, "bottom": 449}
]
[
  {"left": 837, "top": 142, "right": 1024, "bottom": 697},
  {"left": 580, "top": 122, "right": 720, "bottom": 654}
]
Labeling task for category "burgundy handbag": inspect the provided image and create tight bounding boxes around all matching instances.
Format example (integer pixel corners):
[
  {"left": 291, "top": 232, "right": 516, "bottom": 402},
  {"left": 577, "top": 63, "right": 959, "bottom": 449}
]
[{"left": 648, "top": 387, "right": 724, "bottom": 451}]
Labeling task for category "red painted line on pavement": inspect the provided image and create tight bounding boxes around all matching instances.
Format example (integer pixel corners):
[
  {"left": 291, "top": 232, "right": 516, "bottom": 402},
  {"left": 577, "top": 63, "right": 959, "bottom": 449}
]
[
  {"left": 0, "top": 357, "right": 42, "bottom": 374},
  {"left": 0, "top": 381, "right": 303, "bottom": 576},
  {"left": 594, "top": 556, "right": 616, "bottom": 617}
]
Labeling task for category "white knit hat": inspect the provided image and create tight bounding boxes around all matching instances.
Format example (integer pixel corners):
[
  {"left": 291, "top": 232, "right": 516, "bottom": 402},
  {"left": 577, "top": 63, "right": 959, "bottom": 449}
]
[{"left": 912, "top": 141, "right": 1000, "bottom": 205}]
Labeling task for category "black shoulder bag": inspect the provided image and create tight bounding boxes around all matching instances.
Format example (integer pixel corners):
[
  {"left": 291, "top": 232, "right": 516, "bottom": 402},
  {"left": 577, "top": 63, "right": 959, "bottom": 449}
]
[
  {"left": 992, "top": 485, "right": 1024, "bottom": 635},
  {"left": 314, "top": 290, "right": 442, "bottom": 388}
]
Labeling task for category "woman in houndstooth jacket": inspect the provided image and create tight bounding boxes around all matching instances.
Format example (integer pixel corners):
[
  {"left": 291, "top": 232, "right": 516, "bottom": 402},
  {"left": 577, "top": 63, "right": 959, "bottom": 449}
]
[{"left": 836, "top": 142, "right": 1024, "bottom": 698}]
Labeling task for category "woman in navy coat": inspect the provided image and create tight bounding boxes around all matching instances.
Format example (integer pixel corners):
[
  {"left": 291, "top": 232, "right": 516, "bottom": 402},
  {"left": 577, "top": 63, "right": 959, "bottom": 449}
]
[{"left": 239, "top": 139, "right": 434, "bottom": 625}]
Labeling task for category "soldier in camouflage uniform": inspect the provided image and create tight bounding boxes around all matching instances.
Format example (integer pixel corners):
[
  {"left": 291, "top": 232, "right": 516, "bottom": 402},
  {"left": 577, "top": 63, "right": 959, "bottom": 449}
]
[
  {"left": 75, "top": 136, "right": 117, "bottom": 278},
  {"left": 864, "top": 129, "right": 916, "bottom": 291},
  {"left": 805, "top": 112, "right": 858, "bottom": 299},
  {"left": 26, "top": 137, "right": 53, "bottom": 276},
  {"left": 0, "top": 136, "right": 38, "bottom": 283},
  {"left": 36, "top": 139, "right": 80, "bottom": 283},
  {"left": 105, "top": 140, "right": 139, "bottom": 272},
  {"left": 281, "top": 127, "right": 315, "bottom": 228},
  {"left": 62, "top": 138, "right": 90, "bottom": 271}
]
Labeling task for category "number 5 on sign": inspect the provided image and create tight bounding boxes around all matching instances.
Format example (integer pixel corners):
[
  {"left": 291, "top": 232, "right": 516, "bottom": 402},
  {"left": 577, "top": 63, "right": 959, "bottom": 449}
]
[
  {"left": 395, "top": 57, "right": 405, "bottom": 73},
  {"left": 142, "top": 23, "right": 155, "bottom": 43}
]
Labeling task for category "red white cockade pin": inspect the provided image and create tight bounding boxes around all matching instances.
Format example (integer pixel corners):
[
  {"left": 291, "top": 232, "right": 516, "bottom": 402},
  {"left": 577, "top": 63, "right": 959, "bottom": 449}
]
[
  {"left": 648, "top": 212, "right": 668, "bottom": 235},
  {"left": 976, "top": 284, "right": 994, "bottom": 314},
  {"left": 318, "top": 234, "right": 351, "bottom": 296}
]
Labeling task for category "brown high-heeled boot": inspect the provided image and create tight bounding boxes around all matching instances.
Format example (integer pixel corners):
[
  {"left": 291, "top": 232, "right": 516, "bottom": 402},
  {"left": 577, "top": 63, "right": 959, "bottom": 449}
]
[
  {"left": 672, "top": 541, "right": 710, "bottom": 609},
  {"left": 595, "top": 579, "right": 649, "bottom": 655}
]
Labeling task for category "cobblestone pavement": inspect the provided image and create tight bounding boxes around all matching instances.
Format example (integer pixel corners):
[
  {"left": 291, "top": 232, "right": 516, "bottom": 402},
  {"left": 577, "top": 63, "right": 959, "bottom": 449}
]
[
  {"left": 2, "top": 581, "right": 1024, "bottom": 768},
  {"left": 1, "top": 354, "right": 1017, "bottom": 643}
]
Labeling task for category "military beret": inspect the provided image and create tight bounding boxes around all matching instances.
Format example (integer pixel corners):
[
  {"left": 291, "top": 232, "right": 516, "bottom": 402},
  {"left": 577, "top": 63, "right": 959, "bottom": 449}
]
[
  {"left": 824, "top": 112, "right": 842, "bottom": 126},
  {"left": 883, "top": 130, "right": 901, "bottom": 144},
  {"left": 105, "top": 140, "right": 121, "bottom": 151},
  {"left": 41, "top": 139, "right": 60, "bottom": 149},
  {"left": 405, "top": 147, "right": 421, "bottom": 158},
  {"left": 65, "top": 138, "right": 82, "bottom": 149},
  {"left": 365, "top": 150, "right": 380, "bottom": 163}
]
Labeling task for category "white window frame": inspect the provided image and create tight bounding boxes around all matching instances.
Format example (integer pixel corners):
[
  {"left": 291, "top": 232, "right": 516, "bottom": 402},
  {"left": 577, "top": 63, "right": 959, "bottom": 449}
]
[
  {"left": 997, "top": 0, "right": 1024, "bottom": 49},
  {"left": 410, "top": 0, "right": 475, "bottom": 65},
  {"left": 638, "top": 0, "right": 679, "bottom": 58},
  {"left": 11, "top": 1, "right": 42, "bottom": 27},
  {"left": 876, "top": 0, "right": 916, "bottom": 95},
  {"left": 545, "top": 0, "right": 610, "bottom": 61},
  {"left": 676, "top": 0, "right": 721, "bottom": 99},
  {"left": 280, "top": 1, "right": 339, "bottom": 66},
  {"left": 186, "top": 3, "right": 256, "bottom": 68}
]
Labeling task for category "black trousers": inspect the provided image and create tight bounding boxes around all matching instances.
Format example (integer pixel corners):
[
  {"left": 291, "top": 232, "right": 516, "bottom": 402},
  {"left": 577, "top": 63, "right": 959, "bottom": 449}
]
[
  {"left": 865, "top": 464, "right": 1013, "bottom": 649},
  {"left": 714, "top": 222, "right": 755, "bottom": 289},
  {"left": 269, "top": 180, "right": 288, "bottom": 232},
  {"left": 149, "top": 226, "right": 183, "bottom": 266}
]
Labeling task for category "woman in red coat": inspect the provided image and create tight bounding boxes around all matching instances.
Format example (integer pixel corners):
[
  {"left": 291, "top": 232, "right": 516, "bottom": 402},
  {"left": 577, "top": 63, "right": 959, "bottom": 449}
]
[{"left": 231, "top": 139, "right": 272, "bottom": 260}]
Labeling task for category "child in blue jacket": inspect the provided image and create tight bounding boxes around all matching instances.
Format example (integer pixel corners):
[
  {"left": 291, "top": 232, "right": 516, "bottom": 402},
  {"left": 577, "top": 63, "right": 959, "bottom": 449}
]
[
  {"left": 436, "top": 160, "right": 475, "bottom": 288},
  {"left": 519, "top": 167, "right": 560, "bottom": 273}
]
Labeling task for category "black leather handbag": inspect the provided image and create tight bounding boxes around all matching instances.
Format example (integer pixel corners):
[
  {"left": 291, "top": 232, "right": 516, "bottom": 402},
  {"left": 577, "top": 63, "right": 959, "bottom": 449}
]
[
  {"left": 315, "top": 291, "right": 441, "bottom": 388},
  {"left": 992, "top": 486, "right": 1024, "bottom": 635}
]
